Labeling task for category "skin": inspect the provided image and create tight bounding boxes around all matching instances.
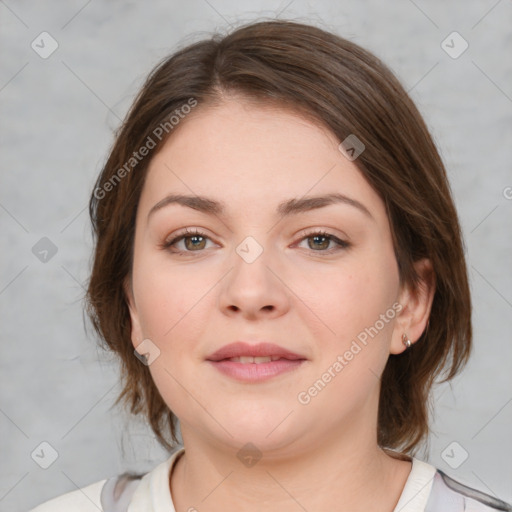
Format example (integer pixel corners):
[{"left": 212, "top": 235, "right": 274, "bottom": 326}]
[{"left": 125, "top": 96, "right": 435, "bottom": 512}]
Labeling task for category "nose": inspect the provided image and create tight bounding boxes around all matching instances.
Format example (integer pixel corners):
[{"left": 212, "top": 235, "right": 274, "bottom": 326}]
[{"left": 218, "top": 238, "right": 291, "bottom": 321}]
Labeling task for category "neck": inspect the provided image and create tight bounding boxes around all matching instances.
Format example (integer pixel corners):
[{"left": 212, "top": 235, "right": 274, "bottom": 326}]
[{"left": 170, "top": 426, "right": 412, "bottom": 512}]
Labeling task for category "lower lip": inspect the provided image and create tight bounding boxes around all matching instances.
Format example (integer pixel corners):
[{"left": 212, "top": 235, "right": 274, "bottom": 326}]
[{"left": 207, "top": 359, "right": 305, "bottom": 382}]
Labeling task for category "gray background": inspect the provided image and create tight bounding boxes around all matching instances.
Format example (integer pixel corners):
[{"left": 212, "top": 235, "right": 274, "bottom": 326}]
[{"left": 1, "top": 0, "right": 511, "bottom": 510}]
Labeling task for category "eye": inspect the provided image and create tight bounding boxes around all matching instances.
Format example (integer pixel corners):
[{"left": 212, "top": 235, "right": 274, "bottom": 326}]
[
  {"left": 161, "top": 228, "right": 350, "bottom": 255},
  {"left": 295, "top": 230, "right": 350, "bottom": 254},
  {"left": 161, "top": 228, "right": 214, "bottom": 253}
]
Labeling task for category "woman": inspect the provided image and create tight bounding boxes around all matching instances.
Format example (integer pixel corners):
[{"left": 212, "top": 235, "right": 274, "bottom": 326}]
[{"left": 31, "top": 19, "right": 512, "bottom": 512}]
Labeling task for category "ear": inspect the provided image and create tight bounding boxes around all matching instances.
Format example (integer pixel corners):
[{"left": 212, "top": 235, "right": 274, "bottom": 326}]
[
  {"left": 390, "top": 258, "right": 436, "bottom": 355},
  {"left": 123, "top": 275, "right": 144, "bottom": 349}
]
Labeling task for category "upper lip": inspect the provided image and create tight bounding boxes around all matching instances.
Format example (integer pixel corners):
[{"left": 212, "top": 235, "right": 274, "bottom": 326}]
[{"left": 206, "top": 342, "right": 306, "bottom": 362}]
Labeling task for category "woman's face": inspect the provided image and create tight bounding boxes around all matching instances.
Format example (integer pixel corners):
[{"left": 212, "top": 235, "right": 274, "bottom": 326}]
[{"left": 126, "top": 98, "right": 412, "bottom": 455}]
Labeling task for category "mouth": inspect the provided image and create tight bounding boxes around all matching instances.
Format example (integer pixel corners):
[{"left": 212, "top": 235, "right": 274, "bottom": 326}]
[
  {"left": 206, "top": 341, "right": 305, "bottom": 362},
  {"left": 206, "top": 341, "right": 307, "bottom": 382}
]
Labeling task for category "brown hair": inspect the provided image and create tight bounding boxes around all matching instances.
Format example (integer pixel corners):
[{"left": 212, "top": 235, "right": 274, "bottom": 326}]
[{"left": 85, "top": 19, "right": 472, "bottom": 456}]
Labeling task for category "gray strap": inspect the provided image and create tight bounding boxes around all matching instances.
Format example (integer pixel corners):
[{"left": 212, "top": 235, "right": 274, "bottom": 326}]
[
  {"left": 437, "top": 470, "right": 512, "bottom": 511},
  {"left": 426, "top": 470, "right": 512, "bottom": 511},
  {"left": 100, "top": 474, "right": 144, "bottom": 512}
]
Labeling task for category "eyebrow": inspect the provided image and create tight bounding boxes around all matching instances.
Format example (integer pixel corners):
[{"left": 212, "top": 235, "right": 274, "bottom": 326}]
[{"left": 147, "top": 192, "right": 374, "bottom": 222}]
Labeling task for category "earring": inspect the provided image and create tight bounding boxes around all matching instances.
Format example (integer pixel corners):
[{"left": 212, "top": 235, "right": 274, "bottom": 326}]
[{"left": 402, "top": 333, "right": 412, "bottom": 349}]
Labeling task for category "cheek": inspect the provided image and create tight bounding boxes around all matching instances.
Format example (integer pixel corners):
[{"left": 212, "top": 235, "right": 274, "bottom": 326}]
[
  {"left": 306, "top": 253, "right": 400, "bottom": 401},
  {"left": 131, "top": 248, "right": 208, "bottom": 339},
  {"left": 296, "top": 260, "right": 399, "bottom": 421},
  {"left": 131, "top": 259, "right": 213, "bottom": 414},
  {"left": 310, "top": 253, "right": 398, "bottom": 338}
]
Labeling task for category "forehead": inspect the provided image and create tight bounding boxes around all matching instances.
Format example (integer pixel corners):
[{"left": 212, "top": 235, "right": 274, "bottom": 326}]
[
  {"left": 152, "top": 98, "right": 337, "bottom": 170},
  {"left": 138, "top": 99, "right": 387, "bottom": 224}
]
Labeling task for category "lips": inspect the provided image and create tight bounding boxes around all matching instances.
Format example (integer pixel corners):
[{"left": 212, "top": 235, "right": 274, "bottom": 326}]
[
  {"left": 206, "top": 341, "right": 306, "bottom": 362},
  {"left": 207, "top": 342, "right": 306, "bottom": 382}
]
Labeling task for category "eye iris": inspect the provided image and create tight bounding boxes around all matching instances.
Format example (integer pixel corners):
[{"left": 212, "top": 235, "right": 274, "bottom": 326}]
[
  {"left": 185, "top": 235, "right": 206, "bottom": 250},
  {"left": 309, "top": 235, "right": 329, "bottom": 250}
]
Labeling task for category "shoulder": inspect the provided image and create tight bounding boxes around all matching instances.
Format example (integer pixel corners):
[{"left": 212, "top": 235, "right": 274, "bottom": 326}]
[
  {"left": 28, "top": 448, "right": 184, "bottom": 512},
  {"left": 28, "top": 474, "right": 146, "bottom": 512},
  {"left": 426, "top": 468, "right": 512, "bottom": 512},
  {"left": 395, "top": 456, "right": 512, "bottom": 512},
  {"left": 28, "top": 479, "right": 107, "bottom": 512}
]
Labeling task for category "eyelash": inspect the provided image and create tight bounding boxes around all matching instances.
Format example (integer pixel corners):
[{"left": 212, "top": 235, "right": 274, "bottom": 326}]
[{"left": 161, "top": 228, "right": 350, "bottom": 256}]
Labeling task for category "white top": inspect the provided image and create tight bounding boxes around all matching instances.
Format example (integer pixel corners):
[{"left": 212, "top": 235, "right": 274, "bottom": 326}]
[{"left": 29, "top": 448, "right": 512, "bottom": 511}]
